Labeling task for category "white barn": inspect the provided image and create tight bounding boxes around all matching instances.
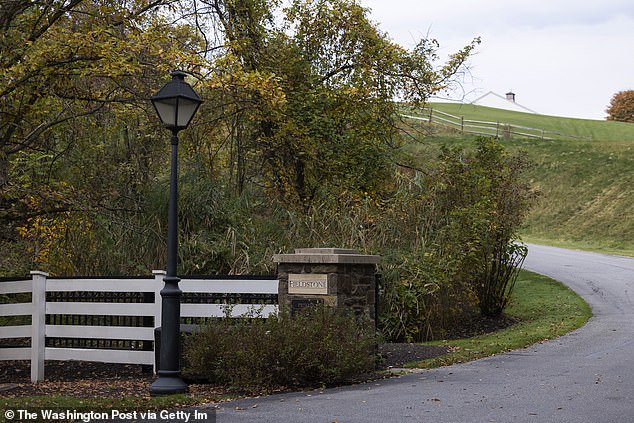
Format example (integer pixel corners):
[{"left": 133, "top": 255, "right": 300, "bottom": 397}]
[{"left": 470, "top": 91, "right": 537, "bottom": 114}]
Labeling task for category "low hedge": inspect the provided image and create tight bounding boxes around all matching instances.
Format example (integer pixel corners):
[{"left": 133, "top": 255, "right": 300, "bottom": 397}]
[{"left": 183, "top": 306, "right": 377, "bottom": 392}]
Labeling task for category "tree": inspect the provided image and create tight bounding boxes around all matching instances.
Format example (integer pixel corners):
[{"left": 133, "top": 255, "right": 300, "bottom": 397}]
[
  {"left": 0, "top": 0, "right": 204, "bottom": 186},
  {"left": 606, "top": 90, "right": 634, "bottom": 123},
  {"left": 188, "top": 0, "right": 480, "bottom": 208},
  {"left": 0, "top": 0, "right": 204, "bottom": 222},
  {"left": 0, "top": 0, "right": 208, "bottom": 273}
]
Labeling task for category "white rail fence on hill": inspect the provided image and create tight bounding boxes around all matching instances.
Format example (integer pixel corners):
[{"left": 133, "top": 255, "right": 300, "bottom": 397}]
[
  {"left": 0, "top": 271, "right": 278, "bottom": 382},
  {"left": 401, "top": 108, "right": 591, "bottom": 141}
]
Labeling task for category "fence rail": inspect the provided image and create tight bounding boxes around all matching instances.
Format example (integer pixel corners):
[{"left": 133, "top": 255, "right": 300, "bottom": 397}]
[
  {"left": 401, "top": 108, "right": 591, "bottom": 141},
  {"left": 0, "top": 271, "right": 278, "bottom": 382}
]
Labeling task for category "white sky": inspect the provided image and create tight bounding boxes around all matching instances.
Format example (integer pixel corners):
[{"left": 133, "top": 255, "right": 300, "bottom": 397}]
[{"left": 359, "top": 0, "right": 634, "bottom": 120}]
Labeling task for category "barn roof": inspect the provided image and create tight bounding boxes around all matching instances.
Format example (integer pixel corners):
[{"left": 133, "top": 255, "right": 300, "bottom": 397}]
[{"left": 470, "top": 91, "right": 537, "bottom": 114}]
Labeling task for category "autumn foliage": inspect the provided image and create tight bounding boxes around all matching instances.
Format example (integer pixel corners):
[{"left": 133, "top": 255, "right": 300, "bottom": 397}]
[{"left": 606, "top": 90, "right": 634, "bottom": 123}]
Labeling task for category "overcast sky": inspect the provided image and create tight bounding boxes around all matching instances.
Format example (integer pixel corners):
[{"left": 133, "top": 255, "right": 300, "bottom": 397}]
[{"left": 359, "top": 0, "right": 634, "bottom": 120}]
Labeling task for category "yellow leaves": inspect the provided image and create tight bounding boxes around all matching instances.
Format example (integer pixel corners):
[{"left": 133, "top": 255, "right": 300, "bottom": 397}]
[
  {"left": 2, "top": 1, "right": 204, "bottom": 99},
  {"left": 14, "top": 185, "right": 97, "bottom": 274},
  {"left": 438, "top": 37, "right": 481, "bottom": 80},
  {"left": 17, "top": 210, "right": 73, "bottom": 269},
  {"left": 17, "top": 208, "right": 98, "bottom": 274},
  {"left": 208, "top": 53, "right": 287, "bottom": 111}
]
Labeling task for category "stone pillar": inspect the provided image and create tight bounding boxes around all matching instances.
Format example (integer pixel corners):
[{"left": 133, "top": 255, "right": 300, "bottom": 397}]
[{"left": 273, "top": 248, "right": 379, "bottom": 327}]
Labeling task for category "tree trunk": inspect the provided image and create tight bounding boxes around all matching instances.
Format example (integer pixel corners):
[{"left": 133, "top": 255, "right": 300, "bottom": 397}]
[{"left": 0, "top": 150, "right": 7, "bottom": 188}]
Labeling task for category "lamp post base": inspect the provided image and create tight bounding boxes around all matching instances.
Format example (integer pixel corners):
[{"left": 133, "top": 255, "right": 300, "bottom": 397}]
[{"left": 150, "top": 372, "right": 188, "bottom": 396}]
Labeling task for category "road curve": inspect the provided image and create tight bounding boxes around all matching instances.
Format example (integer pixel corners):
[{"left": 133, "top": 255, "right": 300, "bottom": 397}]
[{"left": 211, "top": 244, "right": 634, "bottom": 423}]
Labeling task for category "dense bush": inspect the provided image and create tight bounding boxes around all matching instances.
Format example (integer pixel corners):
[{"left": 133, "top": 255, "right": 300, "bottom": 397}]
[
  {"left": 183, "top": 306, "right": 377, "bottom": 392},
  {"left": 433, "top": 138, "right": 535, "bottom": 317}
]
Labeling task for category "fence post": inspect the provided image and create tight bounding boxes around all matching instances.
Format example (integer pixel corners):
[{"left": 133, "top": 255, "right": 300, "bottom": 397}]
[
  {"left": 30, "top": 270, "right": 48, "bottom": 383},
  {"left": 460, "top": 116, "right": 464, "bottom": 133},
  {"left": 152, "top": 270, "right": 166, "bottom": 330},
  {"left": 428, "top": 107, "right": 433, "bottom": 123},
  {"left": 152, "top": 270, "right": 166, "bottom": 374}
]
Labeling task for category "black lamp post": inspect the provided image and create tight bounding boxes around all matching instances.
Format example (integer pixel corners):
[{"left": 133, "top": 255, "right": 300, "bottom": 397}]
[{"left": 149, "top": 71, "right": 202, "bottom": 395}]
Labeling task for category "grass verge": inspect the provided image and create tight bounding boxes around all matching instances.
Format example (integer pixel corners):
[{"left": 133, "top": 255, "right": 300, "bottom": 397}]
[
  {"left": 407, "top": 270, "right": 592, "bottom": 368},
  {"left": 520, "top": 235, "right": 634, "bottom": 258}
]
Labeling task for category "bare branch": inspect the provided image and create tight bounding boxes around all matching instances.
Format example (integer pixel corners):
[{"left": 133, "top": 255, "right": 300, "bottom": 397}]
[{"left": 7, "top": 103, "right": 105, "bottom": 155}]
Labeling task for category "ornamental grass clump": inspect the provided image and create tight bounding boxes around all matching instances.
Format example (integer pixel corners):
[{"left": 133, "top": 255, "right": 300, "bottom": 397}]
[{"left": 183, "top": 306, "right": 377, "bottom": 392}]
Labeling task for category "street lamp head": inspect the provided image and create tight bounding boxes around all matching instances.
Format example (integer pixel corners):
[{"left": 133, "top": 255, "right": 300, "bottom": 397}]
[{"left": 151, "top": 71, "right": 202, "bottom": 132}]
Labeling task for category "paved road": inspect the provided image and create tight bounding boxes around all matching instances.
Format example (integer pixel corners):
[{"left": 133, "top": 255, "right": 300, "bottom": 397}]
[{"left": 210, "top": 244, "right": 634, "bottom": 423}]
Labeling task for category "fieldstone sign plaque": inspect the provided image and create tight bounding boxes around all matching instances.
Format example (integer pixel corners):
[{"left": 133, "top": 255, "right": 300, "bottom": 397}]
[{"left": 288, "top": 273, "right": 328, "bottom": 295}]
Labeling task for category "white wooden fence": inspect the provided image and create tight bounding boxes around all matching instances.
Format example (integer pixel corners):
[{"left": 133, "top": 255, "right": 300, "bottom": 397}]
[{"left": 0, "top": 271, "right": 278, "bottom": 382}]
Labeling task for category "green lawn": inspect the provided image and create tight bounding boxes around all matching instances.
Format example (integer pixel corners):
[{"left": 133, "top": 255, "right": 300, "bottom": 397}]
[
  {"left": 515, "top": 137, "right": 634, "bottom": 255},
  {"left": 419, "top": 102, "right": 634, "bottom": 142}
]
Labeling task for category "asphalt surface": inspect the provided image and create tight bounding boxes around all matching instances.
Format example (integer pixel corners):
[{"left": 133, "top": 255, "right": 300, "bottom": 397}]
[{"left": 207, "top": 244, "right": 634, "bottom": 423}]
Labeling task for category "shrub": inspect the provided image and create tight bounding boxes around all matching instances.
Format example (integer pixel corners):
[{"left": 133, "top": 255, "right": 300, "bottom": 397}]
[
  {"left": 377, "top": 138, "right": 535, "bottom": 339},
  {"left": 378, "top": 249, "right": 472, "bottom": 343},
  {"left": 476, "top": 242, "right": 527, "bottom": 316},
  {"left": 183, "top": 306, "right": 377, "bottom": 392},
  {"left": 463, "top": 138, "right": 535, "bottom": 316}
]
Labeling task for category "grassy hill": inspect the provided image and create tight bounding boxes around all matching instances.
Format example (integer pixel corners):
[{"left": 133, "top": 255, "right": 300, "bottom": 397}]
[
  {"left": 405, "top": 102, "right": 634, "bottom": 142},
  {"left": 405, "top": 103, "right": 634, "bottom": 255}
]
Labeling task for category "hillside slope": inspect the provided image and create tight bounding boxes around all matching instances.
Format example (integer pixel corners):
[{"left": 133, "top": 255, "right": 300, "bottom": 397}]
[
  {"left": 511, "top": 137, "right": 634, "bottom": 254},
  {"left": 420, "top": 102, "right": 634, "bottom": 142},
  {"left": 406, "top": 104, "right": 634, "bottom": 255}
]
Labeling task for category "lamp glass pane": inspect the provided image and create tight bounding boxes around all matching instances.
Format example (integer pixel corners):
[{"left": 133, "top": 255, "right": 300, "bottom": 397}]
[
  {"left": 154, "top": 98, "right": 178, "bottom": 127},
  {"left": 176, "top": 98, "right": 200, "bottom": 128}
]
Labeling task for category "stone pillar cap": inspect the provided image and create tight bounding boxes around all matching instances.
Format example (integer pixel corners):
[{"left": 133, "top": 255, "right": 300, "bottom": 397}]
[
  {"left": 273, "top": 248, "right": 379, "bottom": 264},
  {"left": 294, "top": 248, "right": 358, "bottom": 254}
]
